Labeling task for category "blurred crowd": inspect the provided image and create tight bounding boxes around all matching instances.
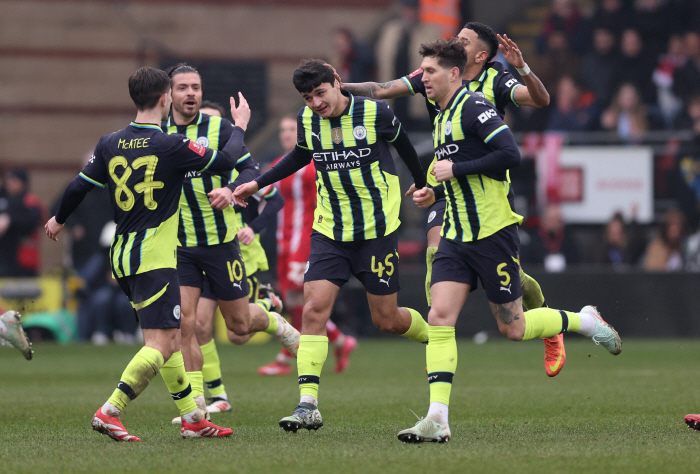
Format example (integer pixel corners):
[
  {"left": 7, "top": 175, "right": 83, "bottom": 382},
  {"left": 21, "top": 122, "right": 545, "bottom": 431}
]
[{"left": 510, "top": 0, "right": 700, "bottom": 134}]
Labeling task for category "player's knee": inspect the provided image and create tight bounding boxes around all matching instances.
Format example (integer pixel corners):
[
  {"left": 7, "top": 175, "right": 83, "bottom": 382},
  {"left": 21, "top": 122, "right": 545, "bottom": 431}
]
[
  {"left": 371, "top": 310, "right": 401, "bottom": 334},
  {"left": 226, "top": 319, "right": 252, "bottom": 336},
  {"left": 303, "top": 299, "right": 329, "bottom": 321},
  {"left": 227, "top": 330, "right": 250, "bottom": 345},
  {"left": 427, "top": 306, "right": 451, "bottom": 326},
  {"left": 499, "top": 325, "right": 524, "bottom": 341}
]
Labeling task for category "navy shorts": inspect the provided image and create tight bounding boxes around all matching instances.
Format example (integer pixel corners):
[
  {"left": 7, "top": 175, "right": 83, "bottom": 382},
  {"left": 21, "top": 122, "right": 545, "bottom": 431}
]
[
  {"left": 426, "top": 198, "right": 446, "bottom": 231},
  {"left": 431, "top": 224, "right": 522, "bottom": 304},
  {"left": 117, "top": 268, "right": 182, "bottom": 330},
  {"left": 201, "top": 272, "right": 259, "bottom": 303},
  {"left": 304, "top": 231, "right": 400, "bottom": 296},
  {"left": 177, "top": 241, "right": 249, "bottom": 302}
]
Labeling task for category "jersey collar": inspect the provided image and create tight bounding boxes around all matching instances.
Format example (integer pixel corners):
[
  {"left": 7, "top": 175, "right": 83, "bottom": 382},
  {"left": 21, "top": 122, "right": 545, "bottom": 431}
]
[
  {"left": 129, "top": 122, "right": 163, "bottom": 131},
  {"left": 443, "top": 86, "right": 469, "bottom": 111},
  {"left": 166, "top": 111, "right": 203, "bottom": 128}
]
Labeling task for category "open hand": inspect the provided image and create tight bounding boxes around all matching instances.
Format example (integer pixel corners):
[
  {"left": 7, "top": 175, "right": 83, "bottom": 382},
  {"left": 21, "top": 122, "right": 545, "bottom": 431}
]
[
  {"left": 497, "top": 34, "right": 525, "bottom": 69},
  {"left": 45, "top": 216, "right": 64, "bottom": 242},
  {"left": 230, "top": 92, "right": 251, "bottom": 131}
]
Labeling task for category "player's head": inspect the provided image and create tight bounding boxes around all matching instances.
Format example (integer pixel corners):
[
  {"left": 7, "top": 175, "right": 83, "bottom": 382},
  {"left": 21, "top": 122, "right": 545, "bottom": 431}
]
[
  {"left": 292, "top": 59, "right": 342, "bottom": 118},
  {"left": 200, "top": 100, "right": 225, "bottom": 118},
  {"left": 128, "top": 67, "right": 171, "bottom": 119},
  {"left": 419, "top": 38, "right": 467, "bottom": 103},
  {"left": 167, "top": 63, "right": 204, "bottom": 120},
  {"left": 457, "top": 22, "right": 498, "bottom": 70},
  {"left": 279, "top": 114, "right": 297, "bottom": 153}
]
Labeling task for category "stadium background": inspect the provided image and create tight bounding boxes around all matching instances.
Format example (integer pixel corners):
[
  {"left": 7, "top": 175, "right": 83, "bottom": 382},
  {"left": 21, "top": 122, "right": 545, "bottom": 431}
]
[{"left": 1, "top": 0, "right": 700, "bottom": 342}]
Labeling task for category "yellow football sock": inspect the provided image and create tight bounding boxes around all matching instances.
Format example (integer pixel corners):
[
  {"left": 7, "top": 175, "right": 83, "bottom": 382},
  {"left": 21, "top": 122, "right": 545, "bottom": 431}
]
[
  {"left": 297, "top": 335, "right": 328, "bottom": 400},
  {"left": 522, "top": 308, "right": 581, "bottom": 340},
  {"left": 520, "top": 268, "right": 546, "bottom": 310},
  {"left": 426, "top": 326, "right": 457, "bottom": 406},
  {"left": 262, "top": 310, "right": 279, "bottom": 335},
  {"left": 201, "top": 339, "right": 226, "bottom": 397},
  {"left": 186, "top": 371, "right": 204, "bottom": 398},
  {"left": 107, "top": 346, "right": 164, "bottom": 411},
  {"left": 401, "top": 308, "right": 429, "bottom": 343},
  {"left": 425, "top": 246, "right": 438, "bottom": 306},
  {"left": 160, "top": 351, "right": 197, "bottom": 416}
]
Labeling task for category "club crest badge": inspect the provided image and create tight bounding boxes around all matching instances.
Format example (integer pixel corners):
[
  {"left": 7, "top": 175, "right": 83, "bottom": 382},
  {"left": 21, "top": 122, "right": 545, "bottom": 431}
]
[
  {"left": 353, "top": 126, "right": 367, "bottom": 140},
  {"left": 173, "top": 305, "right": 181, "bottom": 320},
  {"left": 445, "top": 121, "right": 452, "bottom": 135},
  {"left": 196, "top": 136, "right": 209, "bottom": 147},
  {"left": 331, "top": 127, "right": 343, "bottom": 144}
]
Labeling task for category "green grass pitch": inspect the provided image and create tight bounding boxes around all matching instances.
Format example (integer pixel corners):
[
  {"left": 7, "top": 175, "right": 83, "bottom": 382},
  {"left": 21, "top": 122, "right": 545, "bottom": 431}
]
[{"left": 1, "top": 338, "right": 698, "bottom": 473}]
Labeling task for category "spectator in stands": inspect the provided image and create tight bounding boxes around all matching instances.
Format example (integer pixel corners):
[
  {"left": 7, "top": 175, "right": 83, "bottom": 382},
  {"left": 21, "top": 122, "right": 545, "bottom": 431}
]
[
  {"left": 588, "top": 0, "right": 629, "bottom": 39},
  {"left": 0, "top": 168, "right": 46, "bottom": 277},
  {"left": 520, "top": 203, "right": 580, "bottom": 272},
  {"left": 538, "top": 0, "right": 585, "bottom": 54},
  {"left": 628, "top": 0, "right": 674, "bottom": 60},
  {"left": 534, "top": 29, "right": 581, "bottom": 92},
  {"left": 600, "top": 83, "right": 664, "bottom": 142},
  {"left": 76, "top": 222, "right": 139, "bottom": 345},
  {"left": 612, "top": 28, "right": 658, "bottom": 106},
  {"left": 332, "top": 27, "right": 375, "bottom": 84},
  {"left": 644, "top": 208, "right": 687, "bottom": 271},
  {"left": 654, "top": 34, "right": 687, "bottom": 127},
  {"left": 546, "top": 75, "right": 599, "bottom": 132},
  {"left": 673, "top": 31, "right": 700, "bottom": 104},
  {"left": 674, "top": 95, "right": 700, "bottom": 132},
  {"left": 595, "top": 211, "right": 647, "bottom": 267},
  {"left": 580, "top": 26, "right": 619, "bottom": 106}
]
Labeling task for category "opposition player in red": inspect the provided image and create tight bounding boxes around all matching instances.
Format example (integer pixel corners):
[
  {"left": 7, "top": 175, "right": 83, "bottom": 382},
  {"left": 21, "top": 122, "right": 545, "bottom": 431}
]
[{"left": 258, "top": 115, "right": 357, "bottom": 376}]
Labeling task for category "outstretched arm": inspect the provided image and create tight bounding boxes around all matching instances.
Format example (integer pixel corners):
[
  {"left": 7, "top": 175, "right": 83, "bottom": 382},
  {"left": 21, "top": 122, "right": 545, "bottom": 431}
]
[
  {"left": 342, "top": 79, "right": 411, "bottom": 100},
  {"left": 46, "top": 176, "right": 95, "bottom": 241},
  {"left": 498, "top": 34, "right": 550, "bottom": 108},
  {"left": 233, "top": 146, "right": 311, "bottom": 206}
]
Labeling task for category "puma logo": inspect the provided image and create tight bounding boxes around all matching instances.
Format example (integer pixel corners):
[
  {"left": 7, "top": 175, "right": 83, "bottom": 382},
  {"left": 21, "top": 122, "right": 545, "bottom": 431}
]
[
  {"left": 232, "top": 282, "right": 242, "bottom": 290},
  {"left": 475, "top": 100, "right": 487, "bottom": 106},
  {"left": 499, "top": 284, "right": 512, "bottom": 294},
  {"left": 379, "top": 277, "right": 391, "bottom": 287},
  {"left": 311, "top": 131, "right": 321, "bottom": 142}
]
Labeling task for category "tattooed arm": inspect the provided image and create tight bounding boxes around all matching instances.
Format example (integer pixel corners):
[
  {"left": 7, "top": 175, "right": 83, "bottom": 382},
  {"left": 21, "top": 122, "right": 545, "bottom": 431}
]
[
  {"left": 513, "top": 72, "right": 550, "bottom": 108},
  {"left": 341, "top": 79, "right": 411, "bottom": 100}
]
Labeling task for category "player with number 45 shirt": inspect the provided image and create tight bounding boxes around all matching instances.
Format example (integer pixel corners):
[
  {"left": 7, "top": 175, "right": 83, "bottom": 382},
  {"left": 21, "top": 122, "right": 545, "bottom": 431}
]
[{"left": 234, "top": 59, "right": 431, "bottom": 433}]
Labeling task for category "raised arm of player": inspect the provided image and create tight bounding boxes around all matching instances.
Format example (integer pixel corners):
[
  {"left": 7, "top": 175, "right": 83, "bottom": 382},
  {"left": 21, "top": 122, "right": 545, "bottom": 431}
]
[
  {"left": 342, "top": 79, "right": 412, "bottom": 100},
  {"left": 497, "top": 34, "right": 549, "bottom": 108}
]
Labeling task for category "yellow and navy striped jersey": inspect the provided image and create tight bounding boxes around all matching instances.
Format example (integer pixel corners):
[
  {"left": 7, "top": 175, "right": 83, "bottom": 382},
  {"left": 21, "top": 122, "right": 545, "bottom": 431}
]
[
  {"left": 297, "top": 93, "right": 404, "bottom": 241},
  {"left": 403, "top": 61, "right": 523, "bottom": 187},
  {"left": 79, "top": 122, "right": 231, "bottom": 277},
  {"left": 433, "top": 87, "right": 522, "bottom": 242},
  {"left": 162, "top": 112, "right": 253, "bottom": 247}
]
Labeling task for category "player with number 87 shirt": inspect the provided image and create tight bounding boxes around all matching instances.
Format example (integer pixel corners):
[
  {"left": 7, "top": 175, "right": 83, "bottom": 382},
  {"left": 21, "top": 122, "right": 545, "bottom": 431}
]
[{"left": 44, "top": 67, "right": 255, "bottom": 441}]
